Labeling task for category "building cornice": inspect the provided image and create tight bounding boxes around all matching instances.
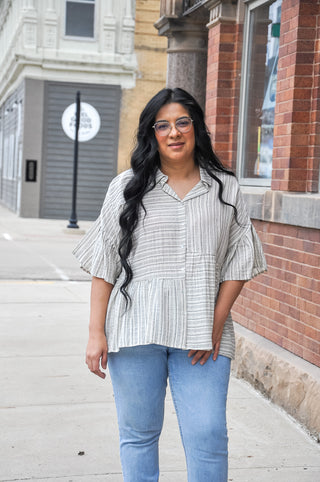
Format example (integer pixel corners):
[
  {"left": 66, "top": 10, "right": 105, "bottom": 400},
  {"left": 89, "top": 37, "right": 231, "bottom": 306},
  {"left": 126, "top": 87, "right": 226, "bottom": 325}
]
[
  {"left": 0, "top": 53, "right": 137, "bottom": 100},
  {"left": 203, "top": 0, "right": 237, "bottom": 28}
]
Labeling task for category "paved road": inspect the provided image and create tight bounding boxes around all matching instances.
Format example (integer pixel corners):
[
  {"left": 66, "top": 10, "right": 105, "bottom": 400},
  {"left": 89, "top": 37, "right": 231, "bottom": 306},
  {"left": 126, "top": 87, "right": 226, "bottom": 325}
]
[{"left": 0, "top": 205, "right": 319, "bottom": 481}]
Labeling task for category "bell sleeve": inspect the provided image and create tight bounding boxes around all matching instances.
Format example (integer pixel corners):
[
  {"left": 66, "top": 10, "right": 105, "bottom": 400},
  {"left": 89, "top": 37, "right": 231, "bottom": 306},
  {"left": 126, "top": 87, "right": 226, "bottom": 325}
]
[
  {"left": 72, "top": 182, "right": 122, "bottom": 285},
  {"left": 220, "top": 185, "right": 267, "bottom": 283}
]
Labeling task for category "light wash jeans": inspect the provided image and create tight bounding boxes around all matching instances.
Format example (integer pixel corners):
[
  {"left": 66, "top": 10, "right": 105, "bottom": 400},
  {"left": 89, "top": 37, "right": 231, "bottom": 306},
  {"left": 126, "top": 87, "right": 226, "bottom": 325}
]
[{"left": 108, "top": 344, "right": 231, "bottom": 482}]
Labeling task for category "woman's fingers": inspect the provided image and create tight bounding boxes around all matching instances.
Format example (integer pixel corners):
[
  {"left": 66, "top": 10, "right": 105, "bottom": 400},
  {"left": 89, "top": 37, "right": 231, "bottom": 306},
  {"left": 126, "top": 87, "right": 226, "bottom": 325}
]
[
  {"left": 199, "top": 351, "right": 211, "bottom": 365},
  {"left": 93, "top": 367, "right": 106, "bottom": 379},
  {"left": 188, "top": 350, "right": 197, "bottom": 359},
  {"left": 212, "top": 340, "right": 221, "bottom": 361},
  {"left": 101, "top": 349, "right": 108, "bottom": 370},
  {"left": 87, "top": 353, "right": 107, "bottom": 379},
  {"left": 86, "top": 335, "right": 108, "bottom": 379},
  {"left": 188, "top": 349, "right": 212, "bottom": 365}
]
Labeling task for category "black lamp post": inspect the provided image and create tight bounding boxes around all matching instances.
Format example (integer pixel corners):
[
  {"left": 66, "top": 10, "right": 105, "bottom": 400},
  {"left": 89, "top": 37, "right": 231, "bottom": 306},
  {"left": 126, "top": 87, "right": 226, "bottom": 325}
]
[{"left": 68, "top": 91, "right": 81, "bottom": 228}]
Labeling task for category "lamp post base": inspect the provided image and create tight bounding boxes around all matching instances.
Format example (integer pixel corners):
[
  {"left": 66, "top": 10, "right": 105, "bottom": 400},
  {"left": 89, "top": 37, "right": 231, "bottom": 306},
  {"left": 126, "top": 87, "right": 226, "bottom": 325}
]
[{"left": 67, "top": 220, "right": 79, "bottom": 229}]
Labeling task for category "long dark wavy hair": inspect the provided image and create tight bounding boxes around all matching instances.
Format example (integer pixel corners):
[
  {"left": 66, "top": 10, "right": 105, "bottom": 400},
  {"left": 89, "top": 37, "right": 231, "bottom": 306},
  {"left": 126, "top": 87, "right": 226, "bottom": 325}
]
[{"left": 118, "top": 87, "right": 237, "bottom": 304}]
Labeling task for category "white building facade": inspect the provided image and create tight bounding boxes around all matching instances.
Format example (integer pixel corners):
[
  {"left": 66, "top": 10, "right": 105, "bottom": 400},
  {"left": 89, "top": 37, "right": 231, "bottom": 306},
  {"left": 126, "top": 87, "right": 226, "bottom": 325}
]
[{"left": 0, "top": 0, "right": 136, "bottom": 218}]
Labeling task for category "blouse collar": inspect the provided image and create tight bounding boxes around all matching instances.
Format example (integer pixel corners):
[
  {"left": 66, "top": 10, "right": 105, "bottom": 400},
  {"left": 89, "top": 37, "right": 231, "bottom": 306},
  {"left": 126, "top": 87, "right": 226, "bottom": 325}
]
[
  {"left": 155, "top": 166, "right": 212, "bottom": 187},
  {"left": 155, "top": 169, "right": 168, "bottom": 186}
]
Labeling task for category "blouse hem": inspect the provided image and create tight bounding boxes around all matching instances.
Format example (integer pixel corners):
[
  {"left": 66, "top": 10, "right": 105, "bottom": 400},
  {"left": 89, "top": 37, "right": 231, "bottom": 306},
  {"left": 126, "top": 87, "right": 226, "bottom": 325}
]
[{"left": 107, "top": 341, "right": 235, "bottom": 360}]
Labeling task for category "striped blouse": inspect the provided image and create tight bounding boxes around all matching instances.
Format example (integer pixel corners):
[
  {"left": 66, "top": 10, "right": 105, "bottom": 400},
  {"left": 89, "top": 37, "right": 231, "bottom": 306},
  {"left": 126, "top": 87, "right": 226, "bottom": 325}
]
[{"left": 73, "top": 167, "right": 267, "bottom": 359}]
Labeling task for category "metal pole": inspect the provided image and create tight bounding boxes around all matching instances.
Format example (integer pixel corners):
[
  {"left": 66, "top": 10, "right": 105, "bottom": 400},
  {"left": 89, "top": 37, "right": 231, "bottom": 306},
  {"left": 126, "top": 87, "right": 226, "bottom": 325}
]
[{"left": 68, "top": 91, "right": 81, "bottom": 228}]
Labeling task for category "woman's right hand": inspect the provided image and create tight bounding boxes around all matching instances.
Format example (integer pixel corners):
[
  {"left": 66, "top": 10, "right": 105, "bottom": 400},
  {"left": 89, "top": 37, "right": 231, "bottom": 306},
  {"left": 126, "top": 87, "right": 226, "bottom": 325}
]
[
  {"left": 86, "top": 332, "right": 108, "bottom": 379},
  {"left": 86, "top": 277, "right": 114, "bottom": 379}
]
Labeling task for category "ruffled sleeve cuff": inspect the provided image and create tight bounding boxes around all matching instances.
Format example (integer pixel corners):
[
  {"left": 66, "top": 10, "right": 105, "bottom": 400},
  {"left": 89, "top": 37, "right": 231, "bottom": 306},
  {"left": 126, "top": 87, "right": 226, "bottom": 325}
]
[
  {"left": 220, "top": 224, "right": 267, "bottom": 282},
  {"left": 72, "top": 218, "right": 121, "bottom": 284}
]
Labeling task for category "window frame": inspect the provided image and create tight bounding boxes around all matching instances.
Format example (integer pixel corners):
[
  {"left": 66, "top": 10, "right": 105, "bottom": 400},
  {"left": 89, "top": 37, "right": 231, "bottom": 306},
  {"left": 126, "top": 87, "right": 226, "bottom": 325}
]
[
  {"left": 64, "top": 0, "right": 96, "bottom": 41},
  {"left": 237, "top": 0, "right": 280, "bottom": 187}
]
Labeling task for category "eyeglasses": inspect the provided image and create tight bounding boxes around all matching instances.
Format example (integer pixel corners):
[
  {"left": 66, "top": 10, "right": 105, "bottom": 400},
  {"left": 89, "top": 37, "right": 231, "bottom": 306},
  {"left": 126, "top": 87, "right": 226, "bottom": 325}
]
[{"left": 152, "top": 116, "right": 193, "bottom": 136}]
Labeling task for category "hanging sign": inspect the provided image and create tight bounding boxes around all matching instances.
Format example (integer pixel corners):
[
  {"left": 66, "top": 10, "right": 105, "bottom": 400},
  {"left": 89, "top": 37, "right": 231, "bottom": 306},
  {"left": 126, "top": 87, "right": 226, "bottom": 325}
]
[{"left": 61, "top": 102, "right": 101, "bottom": 142}]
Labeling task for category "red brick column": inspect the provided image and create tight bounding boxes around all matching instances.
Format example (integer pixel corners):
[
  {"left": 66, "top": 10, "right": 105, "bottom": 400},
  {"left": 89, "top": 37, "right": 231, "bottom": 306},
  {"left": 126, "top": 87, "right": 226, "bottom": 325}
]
[
  {"left": 272, "top": 0, "right": 320, "bottom": 192},
  {"left": 206, "top": 20, "right": 241, "bottom": 171},
  {"left": 309, "top": 11, "right": 320, "bottom": 192}
]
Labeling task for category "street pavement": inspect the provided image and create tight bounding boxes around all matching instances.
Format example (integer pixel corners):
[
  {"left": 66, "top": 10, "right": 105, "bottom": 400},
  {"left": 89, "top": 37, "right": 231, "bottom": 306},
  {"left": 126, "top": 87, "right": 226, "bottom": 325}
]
[{"left": 0, "top": 204, "right": 319, "bottom": 481}]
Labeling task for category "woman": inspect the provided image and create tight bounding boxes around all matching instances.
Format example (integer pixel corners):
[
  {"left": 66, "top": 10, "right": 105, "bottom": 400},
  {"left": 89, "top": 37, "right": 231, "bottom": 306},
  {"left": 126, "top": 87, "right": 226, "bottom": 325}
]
[{"left": 73, "top": 88, "right": 267, "bottom": 481}]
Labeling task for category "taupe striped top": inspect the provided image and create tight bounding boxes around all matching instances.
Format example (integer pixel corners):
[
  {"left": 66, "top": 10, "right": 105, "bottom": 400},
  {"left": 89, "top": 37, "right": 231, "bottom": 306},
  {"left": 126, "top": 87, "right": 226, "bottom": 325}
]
[{"left": 73, "top": 167, "right": 267, "bottom": 359}]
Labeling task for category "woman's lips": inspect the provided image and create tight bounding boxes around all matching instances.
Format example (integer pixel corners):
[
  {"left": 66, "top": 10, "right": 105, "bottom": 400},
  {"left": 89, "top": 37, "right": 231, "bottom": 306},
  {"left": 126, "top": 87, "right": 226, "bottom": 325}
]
[{"left": 168, "top": 142, "right": 184, "bottom": 149}]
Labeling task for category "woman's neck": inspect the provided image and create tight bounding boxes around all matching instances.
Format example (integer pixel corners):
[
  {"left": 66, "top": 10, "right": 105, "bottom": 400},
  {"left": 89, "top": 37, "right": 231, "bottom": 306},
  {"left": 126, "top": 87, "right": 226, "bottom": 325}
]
[
  {"left": 160, "top": 160, "right": 201, "bottom": 200},
  {"left": 160, "top": 160, "right": 199, "bottom": 180}
]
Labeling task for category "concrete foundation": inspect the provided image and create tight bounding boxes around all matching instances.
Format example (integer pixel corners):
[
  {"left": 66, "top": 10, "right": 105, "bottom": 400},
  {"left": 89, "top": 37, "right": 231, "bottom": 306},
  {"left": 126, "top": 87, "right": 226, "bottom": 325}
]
[{"left": 232, "top": 323, "right": 320, "bottom": 441}]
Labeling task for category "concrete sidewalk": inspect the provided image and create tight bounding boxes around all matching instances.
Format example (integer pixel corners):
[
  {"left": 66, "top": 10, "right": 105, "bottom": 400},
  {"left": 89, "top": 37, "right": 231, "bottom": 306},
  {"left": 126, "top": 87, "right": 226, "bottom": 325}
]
[{"left": 0, "top": 205, "right": 319, "bottom": 481}]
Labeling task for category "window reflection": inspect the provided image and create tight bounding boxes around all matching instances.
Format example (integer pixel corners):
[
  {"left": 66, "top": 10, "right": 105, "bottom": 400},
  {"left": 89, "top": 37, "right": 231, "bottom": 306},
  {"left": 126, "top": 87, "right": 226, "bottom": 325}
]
[{"left": 243, "top": 0, "right": 282, "bottom": 180}]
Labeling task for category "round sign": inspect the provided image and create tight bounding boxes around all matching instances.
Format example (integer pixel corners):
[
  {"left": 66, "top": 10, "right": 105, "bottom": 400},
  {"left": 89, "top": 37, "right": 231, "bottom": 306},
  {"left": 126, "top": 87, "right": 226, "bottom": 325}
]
[{"left": 61, "top": 102, "right": 101, "bottom": 142}]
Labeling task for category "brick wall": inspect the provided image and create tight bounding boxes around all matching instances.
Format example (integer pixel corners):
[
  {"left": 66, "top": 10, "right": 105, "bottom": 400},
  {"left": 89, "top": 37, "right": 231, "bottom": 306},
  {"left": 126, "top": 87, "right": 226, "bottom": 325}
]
[
  {"left": 272, "top": 0, "right": 320, "bottom": 192},
  {"left": 204, "top": 0, "right": 320, "bottom": 369},
  {"left": 309, "top": 5, "right": 320, "bottom": 192},
  {"left": 232, "top": 220, "right": 320, "bottom": 367},
  {"left": 206, "top": 21, "right": 241, "bottom": 171}
]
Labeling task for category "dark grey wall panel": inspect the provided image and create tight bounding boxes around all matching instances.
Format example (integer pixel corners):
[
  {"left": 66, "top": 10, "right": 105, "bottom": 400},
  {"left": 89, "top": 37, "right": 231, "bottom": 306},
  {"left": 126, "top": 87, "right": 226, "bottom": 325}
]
[{"left": 41, "top": 81, "right": 120, "bottom": 220}]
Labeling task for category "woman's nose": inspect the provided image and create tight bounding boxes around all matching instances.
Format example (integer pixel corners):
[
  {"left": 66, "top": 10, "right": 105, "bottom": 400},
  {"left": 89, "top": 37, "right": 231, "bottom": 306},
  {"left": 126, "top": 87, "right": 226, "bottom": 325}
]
[{"left": 169, "top": 124, "right": 180, "bottom": 136}]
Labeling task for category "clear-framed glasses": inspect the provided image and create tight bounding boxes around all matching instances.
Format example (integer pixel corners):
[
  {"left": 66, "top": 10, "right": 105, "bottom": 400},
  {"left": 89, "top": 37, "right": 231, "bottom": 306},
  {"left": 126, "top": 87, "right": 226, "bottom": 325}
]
[{"left": 152, "top": 116, "right": 193, "bottom": 136}]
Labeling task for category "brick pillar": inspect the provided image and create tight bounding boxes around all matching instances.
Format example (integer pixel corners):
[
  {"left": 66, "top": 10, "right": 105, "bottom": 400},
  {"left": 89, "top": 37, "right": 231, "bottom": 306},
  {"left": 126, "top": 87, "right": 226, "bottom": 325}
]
[
  {"left": 205, "top": 1, "right": 239, "bottom": 171},
  {"left": 272, "top": 0, "right": 320, "bottom": 192},
  {"left": 309, "top": 10, "right": 320, "bottom": 192}
]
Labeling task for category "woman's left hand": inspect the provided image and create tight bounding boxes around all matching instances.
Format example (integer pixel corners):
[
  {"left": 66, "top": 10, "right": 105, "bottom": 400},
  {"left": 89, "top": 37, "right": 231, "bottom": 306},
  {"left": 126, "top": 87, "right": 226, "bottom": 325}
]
[
  {"left": 188, "top": 349, "right": 212, "bottom": 365},
  {"left": 188, "top": 280, "right": 246, "bottom": 366},
  {"left": 187, "top": 323, "right": 223, "bottom": 365}
]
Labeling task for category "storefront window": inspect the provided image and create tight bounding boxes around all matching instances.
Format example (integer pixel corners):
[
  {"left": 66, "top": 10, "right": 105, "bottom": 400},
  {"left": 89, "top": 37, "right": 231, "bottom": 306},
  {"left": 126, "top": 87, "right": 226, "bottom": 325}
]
[{"left": 238, "top": 0, "right": 282, "bottom": 184}]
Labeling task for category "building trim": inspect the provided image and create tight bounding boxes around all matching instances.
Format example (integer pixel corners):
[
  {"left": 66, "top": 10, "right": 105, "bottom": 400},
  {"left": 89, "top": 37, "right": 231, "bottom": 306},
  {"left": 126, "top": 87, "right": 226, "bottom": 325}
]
[{"left": 242, "top": 188, "right": 320, "bottom": 230}]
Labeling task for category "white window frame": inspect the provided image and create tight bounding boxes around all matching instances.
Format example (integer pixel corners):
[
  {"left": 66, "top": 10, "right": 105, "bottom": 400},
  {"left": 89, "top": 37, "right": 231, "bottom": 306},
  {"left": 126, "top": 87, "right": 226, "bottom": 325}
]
[
  {"left": 237, "top": 0, "right": 279, "bottom": 187},
  {"left": 64, "top": 0, "right": 96, "bottom": 41}
]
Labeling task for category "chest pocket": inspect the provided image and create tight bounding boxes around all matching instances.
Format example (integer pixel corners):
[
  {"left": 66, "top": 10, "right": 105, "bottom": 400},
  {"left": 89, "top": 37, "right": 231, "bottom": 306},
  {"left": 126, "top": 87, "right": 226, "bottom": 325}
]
[{"left": 186, "top": 201, "right": 232, "bottom": 256}]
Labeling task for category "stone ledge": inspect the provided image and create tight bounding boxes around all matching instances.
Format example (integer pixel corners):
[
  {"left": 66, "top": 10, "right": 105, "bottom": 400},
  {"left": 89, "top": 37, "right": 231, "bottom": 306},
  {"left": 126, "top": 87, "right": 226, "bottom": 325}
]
[
  {"left": 232, "top": 323, "right": 320, "bottom": 441},
  {"left": 241, "top": 187, "right": 320, "bottom": 230}
]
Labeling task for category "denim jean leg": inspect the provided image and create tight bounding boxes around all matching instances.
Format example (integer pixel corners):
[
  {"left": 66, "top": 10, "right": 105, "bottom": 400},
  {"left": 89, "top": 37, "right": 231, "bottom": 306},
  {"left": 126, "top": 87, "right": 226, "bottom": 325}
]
[
  {"left": 108, "top": 345, "right": 168, "bottom": 482},
  {"left": 168, "top": 351, "right": 231, "bottom": 482}
]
